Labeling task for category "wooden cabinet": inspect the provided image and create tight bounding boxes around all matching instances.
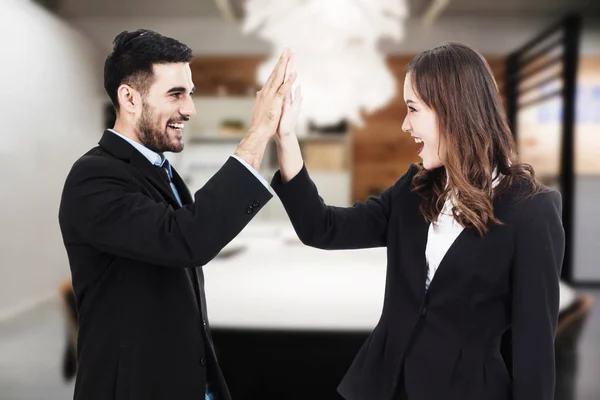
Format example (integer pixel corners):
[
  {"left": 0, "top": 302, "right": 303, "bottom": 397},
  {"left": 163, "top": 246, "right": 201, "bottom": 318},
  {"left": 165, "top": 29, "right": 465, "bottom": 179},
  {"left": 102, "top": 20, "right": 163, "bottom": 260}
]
[{"left": 190, "top": 56, "right": 266, "bottom": 96}]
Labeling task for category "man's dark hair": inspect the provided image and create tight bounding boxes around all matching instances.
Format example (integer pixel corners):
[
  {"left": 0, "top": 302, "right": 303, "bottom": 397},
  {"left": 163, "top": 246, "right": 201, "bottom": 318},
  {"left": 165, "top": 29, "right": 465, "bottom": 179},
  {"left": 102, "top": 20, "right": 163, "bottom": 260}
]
[{"left": 104, "top": 29, "right": 193, "bottom": 111}]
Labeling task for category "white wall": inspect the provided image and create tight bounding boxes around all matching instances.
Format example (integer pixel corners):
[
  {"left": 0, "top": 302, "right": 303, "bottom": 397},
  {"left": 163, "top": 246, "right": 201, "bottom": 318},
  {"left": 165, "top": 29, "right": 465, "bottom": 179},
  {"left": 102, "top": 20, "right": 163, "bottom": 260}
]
[
  {"left": 0, "top": 0, "right": 104, "bottom": 318},
  {"left": 70, "top": 16, "right": 600, "bottom": 57}
]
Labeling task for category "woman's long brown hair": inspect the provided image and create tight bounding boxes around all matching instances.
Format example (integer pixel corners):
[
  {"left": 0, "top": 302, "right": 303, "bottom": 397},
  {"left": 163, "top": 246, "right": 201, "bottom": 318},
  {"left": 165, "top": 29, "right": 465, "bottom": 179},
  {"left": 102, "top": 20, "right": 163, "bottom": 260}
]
[{"left": 406, "top": 43, "right": 541, "bottom": 236}]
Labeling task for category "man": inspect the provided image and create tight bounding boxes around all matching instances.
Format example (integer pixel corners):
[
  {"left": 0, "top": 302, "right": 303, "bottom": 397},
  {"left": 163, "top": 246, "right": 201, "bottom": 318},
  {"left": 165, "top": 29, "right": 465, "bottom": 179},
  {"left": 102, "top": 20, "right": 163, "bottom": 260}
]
[{"left": 58, "top": 29, "right": 296, "bottom": 400}]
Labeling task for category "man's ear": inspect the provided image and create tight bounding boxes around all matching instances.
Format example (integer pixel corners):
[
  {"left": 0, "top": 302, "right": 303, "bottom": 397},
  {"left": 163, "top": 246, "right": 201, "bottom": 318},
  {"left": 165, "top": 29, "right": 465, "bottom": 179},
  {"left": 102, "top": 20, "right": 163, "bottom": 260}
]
[{"left": 117, "top": 84, "right": 141, "bottom": 114}]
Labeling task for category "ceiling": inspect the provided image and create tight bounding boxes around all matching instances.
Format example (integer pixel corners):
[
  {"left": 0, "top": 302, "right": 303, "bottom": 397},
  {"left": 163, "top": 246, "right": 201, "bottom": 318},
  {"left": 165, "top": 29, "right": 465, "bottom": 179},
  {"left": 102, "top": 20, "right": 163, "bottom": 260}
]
[
  {"left": 57, "top": 0, "right": 600, "bottom": 19},
  {"left": 411, "top": 0, "right": 599, "bottom": 17},
  {"left": 58, "top": 0, "right": 223, "bottom": 18}
]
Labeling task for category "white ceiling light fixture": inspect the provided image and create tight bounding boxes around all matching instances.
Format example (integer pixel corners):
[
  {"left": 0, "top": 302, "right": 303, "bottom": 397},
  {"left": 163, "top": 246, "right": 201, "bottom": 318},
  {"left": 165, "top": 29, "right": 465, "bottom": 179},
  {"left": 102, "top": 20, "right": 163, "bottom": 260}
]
[
  {"left": 421, "top": 0, "right": 450, "bottom": 26},
  {"left": 213, "top": 0, "right": 239, "bottom": 23},
  {"left": 242, "top": 0, "right": 409, "bottom": 131}
]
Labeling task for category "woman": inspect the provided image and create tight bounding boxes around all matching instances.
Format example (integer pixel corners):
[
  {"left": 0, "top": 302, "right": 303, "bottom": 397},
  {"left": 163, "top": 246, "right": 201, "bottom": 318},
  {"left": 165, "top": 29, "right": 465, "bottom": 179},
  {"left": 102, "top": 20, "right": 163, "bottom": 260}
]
[{"left": 272, "top": 43, "right": 565, "bottom": 400}]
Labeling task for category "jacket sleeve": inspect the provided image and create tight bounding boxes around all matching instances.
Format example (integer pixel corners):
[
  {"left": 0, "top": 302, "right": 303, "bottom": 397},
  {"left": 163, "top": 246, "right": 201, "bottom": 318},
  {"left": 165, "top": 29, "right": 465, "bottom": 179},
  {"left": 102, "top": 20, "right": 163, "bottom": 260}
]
[
  {"left": 511, "top": 189, "right": 565, "bottom": 400},
  {"left": 270, "top": 164, "right": 416, "bottom": 250},
  {"left": 59, "top": 156, "right": 272, "bottom": 268}
]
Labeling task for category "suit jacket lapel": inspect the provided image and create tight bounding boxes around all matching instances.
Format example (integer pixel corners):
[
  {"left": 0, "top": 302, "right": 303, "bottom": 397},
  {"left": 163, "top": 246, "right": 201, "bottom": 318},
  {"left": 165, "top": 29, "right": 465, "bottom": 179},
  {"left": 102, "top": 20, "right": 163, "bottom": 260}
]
[
  {"left": 132, "top": 154, "right": 182, "bottom": 208},
  {"left": 425, "top": 228, "right": 470, "bottom": 296},
  {"left": 399, "top": 193, "right": 430, "bottom": 303},
  {"left": 167, "top": 165, "right": 203, "bottom": 311},
  {"left": 424, "top": 193, "right": 513, "bottom": 297},
  {"left": 171, "top": 167, "right": 193, "bottom": 206},
  {"left": 98, "top": 130, "right": 182, "bottom": 208}
]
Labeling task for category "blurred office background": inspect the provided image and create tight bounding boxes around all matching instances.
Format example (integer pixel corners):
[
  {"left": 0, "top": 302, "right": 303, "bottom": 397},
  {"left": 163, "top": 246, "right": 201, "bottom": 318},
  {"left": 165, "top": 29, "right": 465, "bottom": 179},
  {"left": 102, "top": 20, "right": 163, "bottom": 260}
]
[{"left": 0, "top": 0, "right": 599, "bottom": 399}]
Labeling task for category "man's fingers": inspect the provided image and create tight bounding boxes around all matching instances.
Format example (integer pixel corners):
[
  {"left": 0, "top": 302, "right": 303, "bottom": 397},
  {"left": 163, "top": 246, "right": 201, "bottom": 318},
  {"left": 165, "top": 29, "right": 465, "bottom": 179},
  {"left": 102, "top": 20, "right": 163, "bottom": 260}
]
[
  {"left": 264, "top": 49, "right": 291, "bottom": 94},
  {"left": 284, "top": 53, "right": 294, "bottom": 83},
  {"left": 283, "top": 54, "right": 294, "bottom": 104},
  {"left": 263, "top": 49, "right": 288, "bottom": 88}
]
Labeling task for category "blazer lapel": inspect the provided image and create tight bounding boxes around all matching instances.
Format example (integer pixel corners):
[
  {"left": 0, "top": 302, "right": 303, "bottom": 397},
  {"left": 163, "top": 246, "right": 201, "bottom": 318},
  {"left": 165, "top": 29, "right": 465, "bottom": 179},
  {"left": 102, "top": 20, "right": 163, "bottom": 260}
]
[
  {"left": 98, "top": 130, "right": 182, "bottom": 208},
  {"left": 133, "top": 156, "right": 182, "bottom": 208},
  {"left": 424, "top": 192, "right": 513, "bottom": 297},
  {"left": 168, "top": 165, "right": 201, "bottom": 310},
  {"left": 400, "top": 195, "right": 430, "bottom": 303},
  {"left": 171, "top": 167, "right": 193, "bottom": 206},
  {"left": 425, "top": 228, "right": 470, "bottom": 296}
]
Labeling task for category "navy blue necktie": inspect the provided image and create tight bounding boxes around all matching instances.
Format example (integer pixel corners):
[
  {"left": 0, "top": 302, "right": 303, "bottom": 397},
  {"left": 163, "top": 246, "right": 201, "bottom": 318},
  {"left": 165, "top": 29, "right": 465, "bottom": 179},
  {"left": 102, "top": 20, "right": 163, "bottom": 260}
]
[
  {"left": 157, "top": 160, "right": 182, "bottom": 206},
  {"left": 157, "top": 160, "right": 172, "bottom": 183}
]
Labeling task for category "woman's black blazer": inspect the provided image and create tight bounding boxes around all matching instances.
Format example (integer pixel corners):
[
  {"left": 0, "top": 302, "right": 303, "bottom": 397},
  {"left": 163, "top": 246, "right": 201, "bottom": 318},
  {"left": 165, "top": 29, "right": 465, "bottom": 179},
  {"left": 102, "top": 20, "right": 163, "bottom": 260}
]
[{"left": 271, "top": 163, "right": 564, "bottom": 400}]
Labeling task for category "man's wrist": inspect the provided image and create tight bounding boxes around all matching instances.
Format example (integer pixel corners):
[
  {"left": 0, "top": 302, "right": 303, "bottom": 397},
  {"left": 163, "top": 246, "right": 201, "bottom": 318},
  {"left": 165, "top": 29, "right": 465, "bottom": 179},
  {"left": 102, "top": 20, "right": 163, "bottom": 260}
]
[{"left": 234, "top": 131, "right": 271, "bottom": 170}]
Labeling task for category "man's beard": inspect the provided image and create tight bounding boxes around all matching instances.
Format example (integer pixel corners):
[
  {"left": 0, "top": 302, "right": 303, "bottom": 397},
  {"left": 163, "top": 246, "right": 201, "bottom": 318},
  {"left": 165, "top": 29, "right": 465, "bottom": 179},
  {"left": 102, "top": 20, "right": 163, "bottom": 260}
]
[{"left": 137, "top": 101, "right": 185, "bottom": 154}]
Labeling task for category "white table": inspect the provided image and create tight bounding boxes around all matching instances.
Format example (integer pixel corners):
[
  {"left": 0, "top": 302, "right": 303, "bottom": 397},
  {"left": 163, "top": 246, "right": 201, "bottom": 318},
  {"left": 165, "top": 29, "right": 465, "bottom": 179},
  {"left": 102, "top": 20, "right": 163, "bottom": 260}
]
[{"left": 204, "top": 223, "right": 387, "bottom": 331}]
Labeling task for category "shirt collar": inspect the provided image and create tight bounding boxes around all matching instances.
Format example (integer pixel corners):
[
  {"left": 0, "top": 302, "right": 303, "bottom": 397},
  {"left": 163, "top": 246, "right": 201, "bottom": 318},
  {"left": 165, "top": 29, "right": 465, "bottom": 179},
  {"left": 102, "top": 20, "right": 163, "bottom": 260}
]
[{"left": 108, "top": 129, "right": 167, "bottom": 168}]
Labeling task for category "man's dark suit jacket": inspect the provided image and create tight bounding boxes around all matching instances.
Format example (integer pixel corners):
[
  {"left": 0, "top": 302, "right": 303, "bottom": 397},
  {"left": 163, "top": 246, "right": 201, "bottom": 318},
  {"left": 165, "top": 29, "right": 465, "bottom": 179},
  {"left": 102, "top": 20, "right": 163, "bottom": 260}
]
[
  {"left": 271, "top": 163, "right": 565, "bottom": 400},
  {"left": 58, "top": 131, "right": 272, "bottom": 400}
]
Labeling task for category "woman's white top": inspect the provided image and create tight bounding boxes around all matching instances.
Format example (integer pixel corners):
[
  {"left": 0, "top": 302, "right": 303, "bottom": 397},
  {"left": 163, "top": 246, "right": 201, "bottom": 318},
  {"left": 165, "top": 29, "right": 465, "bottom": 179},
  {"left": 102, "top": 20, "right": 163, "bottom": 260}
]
[{"left": 425, "top": 173, "right": 501, "bottom": 290}]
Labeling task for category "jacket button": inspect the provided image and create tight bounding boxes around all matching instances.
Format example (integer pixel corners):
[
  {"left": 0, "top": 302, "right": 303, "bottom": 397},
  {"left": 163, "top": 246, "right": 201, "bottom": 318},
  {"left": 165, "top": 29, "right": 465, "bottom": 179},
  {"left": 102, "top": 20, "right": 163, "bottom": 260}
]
[
  {"left": 246, "top": 206, "right": 253, "bottom": 214},
  {"left": 252, "top": 200, "right": 260, "bottom": 207},
  {"left": 200, "top": 357, "right": 207, "bottom": 366}
]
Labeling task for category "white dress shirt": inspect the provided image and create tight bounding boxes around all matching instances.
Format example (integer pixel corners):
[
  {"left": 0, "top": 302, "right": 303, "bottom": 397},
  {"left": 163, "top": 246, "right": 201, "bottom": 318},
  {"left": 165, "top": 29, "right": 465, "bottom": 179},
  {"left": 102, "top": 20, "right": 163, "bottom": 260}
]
[
  {"left": 558, "top": 281, "right": 577, "bottom": 312},
  {"left": 425, "top": 173, "right": 501, "bottom": 290}
]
